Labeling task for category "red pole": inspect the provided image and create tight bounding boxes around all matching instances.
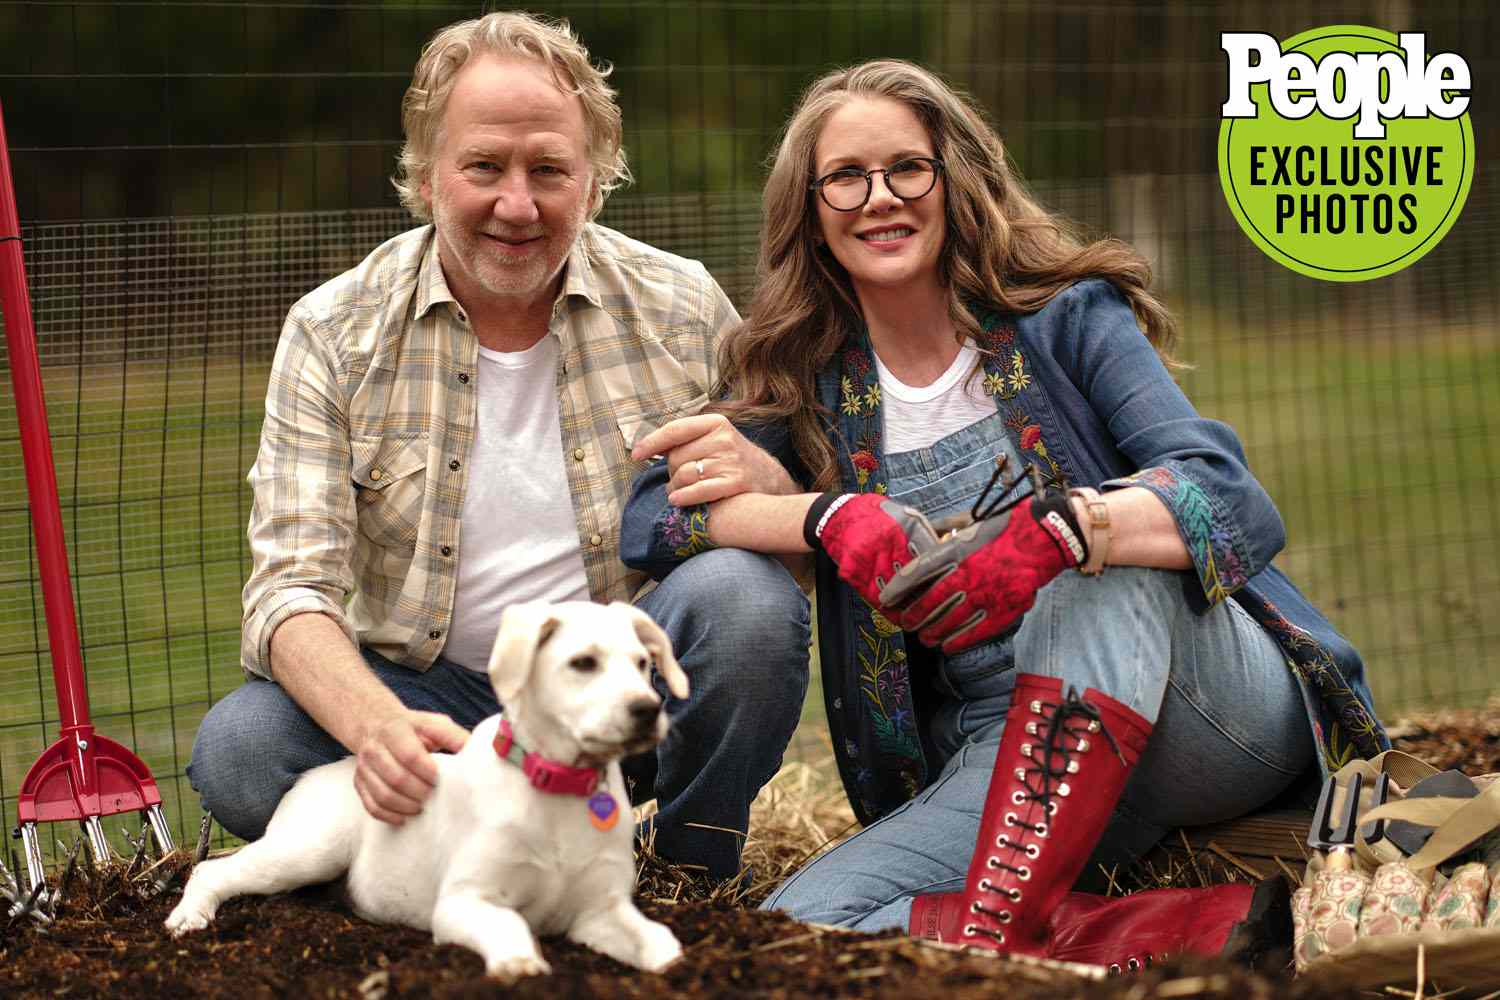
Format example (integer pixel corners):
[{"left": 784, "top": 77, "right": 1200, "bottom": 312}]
[{"left": 0, "top": 100, "right": 95, "bottom": 758}]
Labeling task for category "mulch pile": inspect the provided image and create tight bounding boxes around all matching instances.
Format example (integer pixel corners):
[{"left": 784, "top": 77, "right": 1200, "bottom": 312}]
[{"left": 2, "top": 701, "right": 1495, "bottom": 999}]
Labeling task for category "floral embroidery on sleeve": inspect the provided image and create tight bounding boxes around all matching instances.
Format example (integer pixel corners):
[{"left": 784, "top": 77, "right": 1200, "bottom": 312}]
[
  {"left": 1118, "top": 465, "right": 1248, "bottom": 604},
  {"left": 660, "top": 505, "right": 715, "bottom": 558}
]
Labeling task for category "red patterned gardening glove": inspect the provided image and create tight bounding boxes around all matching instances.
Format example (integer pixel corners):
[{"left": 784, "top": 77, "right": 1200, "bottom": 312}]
[
  {"left": 804, "top": 493, "right": 941, "bottom": 612},
  {"left": 877, "top": 492, "right": 1088, "bottom": 653}
]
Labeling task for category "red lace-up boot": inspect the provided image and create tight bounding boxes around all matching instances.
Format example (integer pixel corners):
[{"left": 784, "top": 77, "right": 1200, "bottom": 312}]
[{"left": 950, "top": 673, "right": 1152, "bottom": 955}]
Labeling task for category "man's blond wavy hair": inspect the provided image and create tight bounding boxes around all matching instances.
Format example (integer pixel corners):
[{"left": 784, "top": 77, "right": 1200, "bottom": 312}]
[{"left": 392, "top": 11, "right": 631, "bottom": 221}]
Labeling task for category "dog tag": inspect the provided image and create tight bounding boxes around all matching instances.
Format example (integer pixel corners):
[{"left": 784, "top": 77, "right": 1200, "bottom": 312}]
[{"left": 588, "top": 791, "right": 620, "bottom": 831}]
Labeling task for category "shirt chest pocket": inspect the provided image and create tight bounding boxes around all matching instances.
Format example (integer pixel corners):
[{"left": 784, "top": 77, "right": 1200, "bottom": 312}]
[{"left": 351, "top": 434, "right": 428, "bottom": 552}]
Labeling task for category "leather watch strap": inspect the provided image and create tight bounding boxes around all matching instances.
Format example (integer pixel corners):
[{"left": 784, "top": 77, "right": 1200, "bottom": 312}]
[{"left": 1067, "top": 486, "right": 1111, "bottom": 576}]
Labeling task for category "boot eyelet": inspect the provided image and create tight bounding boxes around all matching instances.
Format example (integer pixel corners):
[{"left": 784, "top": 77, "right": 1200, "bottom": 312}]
[
  {"left": 995, "top": 834, "right": 1012, "bottom": 849},
  {"left": 1003, "top": 812, "right": 1017, "bottom": 827},
  {"left": 986, "top": 856, "right": 1001, "bottom": 870},
  {"left": 1011, "top": 791, "right": 1026, "bottom": 805},
  {"left": 1013, "top": 767, "right": 1027, "bottom": 781},
  {"left": 1024, "top": 844, "right": 1040, "bottom": 859},
  {"left": 1034, "top": 823, "right": 1048, "bottom": 837},
  {"left": 1087, "top": 720, "right": 1100, "bottom": 732},
  {"left": 1020, "top": 742, "right": 1032, "bottom": 756},
  {"left": 1076, "top": 738, "right": 1090, "bottom": 752},
  {"left": 1008, "top": 888, "right": 1022, "bottom": 901},
  {"left": 969, "top": 900, "right": 983, "bottom": 914},
  {"left": 1047, "top": 801, "right": 1059, "bottom": 816},
  {"left": 998, "top": 911, "right": 1012, "bottom": 923},
  {"left": 1066, "top": 760, "right": 1079, "bottom": 774},
  {"left": 1127, "top": 957, "right": 1140, "bottom": 971},
  {"left": 1025, "top": 721, "right": 1039, "bottom": 735},
  {"left": 1017, "top": 866, "right": 1031, "bottom": 881},
  {"left": 1144, "top": 955, "right": 1154, "bottom": 968},
  {"left": 1029, "top": 699, "right": 1043, "bottom": 712},
  {"left": 978, "top": 878, "right": 993, "bottom": 893},
  {"left": 1056, "top": 781, "right": 1071, "bottom": 797},
  {"left": 964, "top": 924, "right": 979, "bottom": 937},
  {"left": 1108, "top": 964, "right": 1121, "bottom": 975}
]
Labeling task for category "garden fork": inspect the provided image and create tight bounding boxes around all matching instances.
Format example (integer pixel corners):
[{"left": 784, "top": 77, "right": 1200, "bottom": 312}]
[
  {"left": 0, "top": 100, "right": 174, "bottom": 900},
  {"left": 1308, "top": 771, "right": 1365, "bottom": 871}
]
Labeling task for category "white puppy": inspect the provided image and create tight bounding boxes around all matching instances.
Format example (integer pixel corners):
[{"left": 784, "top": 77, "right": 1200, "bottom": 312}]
[{"left": 165, "top": 600, "right": 688, "bottom": 981}]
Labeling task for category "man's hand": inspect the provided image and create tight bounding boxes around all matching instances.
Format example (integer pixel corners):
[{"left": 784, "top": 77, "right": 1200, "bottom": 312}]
[
  {"left": 878, "top": 493, "right": 1088, "bottom": 653},
  {"left": 352, "top": 709, "right": 470, "bottom": 826},
  {"left": 808, "top": 493, "right": 941, "bottom": 612},
  {"left": 631, "top": 414, "right": 796, "bottom": 506}
]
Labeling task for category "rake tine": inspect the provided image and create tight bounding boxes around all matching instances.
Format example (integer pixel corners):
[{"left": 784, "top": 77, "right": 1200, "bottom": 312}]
[
  {"left": 193, "top": 813, "right": 213, "bottom": 864},
  {"left": 7, "top": 873, "right": 50, "bottom": 926},
  {"left": 132, "top": 821, "right": 152, "bottom": 872},
  {"left": 47, "top": 837, "right": 83, "bottom": 919}
]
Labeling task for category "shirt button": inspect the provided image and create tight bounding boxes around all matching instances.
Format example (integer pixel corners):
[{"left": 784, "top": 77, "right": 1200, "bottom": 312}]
[
  {"left": 589, "top": 533, "right": 603, "bottom": 546},
  {"left": 440, "top": 545, "right": 452, "bottom": 557},
  {"left": 457, "top": 372, "right": 470, "bottom": 384},
  {"left": 448, "top": 459, "right": 461, "bottom": 471},
  {"left": 369, "top": 468, "right": 383, "bottom": 481},
  {"left": 428, "top": 628, "right": 443, "bottom": 640},
  {"left": 573, "top": 448, "right": 585, "bottom": 461}
]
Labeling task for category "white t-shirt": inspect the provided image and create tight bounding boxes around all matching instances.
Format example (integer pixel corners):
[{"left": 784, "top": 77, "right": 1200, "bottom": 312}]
[
  {"left": 874, "top": 344, "right": 996, "bottom": 453},
  {"left": 441, "top": 337, "right": 591, "bottom": 672}
]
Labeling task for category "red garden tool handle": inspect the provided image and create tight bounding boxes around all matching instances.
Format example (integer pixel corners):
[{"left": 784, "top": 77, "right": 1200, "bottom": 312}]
[{"left": 0, "top": 98, "right": 166, "bottom": 824}]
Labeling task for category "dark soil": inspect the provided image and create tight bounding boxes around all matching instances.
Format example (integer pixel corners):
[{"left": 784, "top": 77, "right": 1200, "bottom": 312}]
[{"left": 2, "top": 706, "right": 1494, "bottom": 1000}]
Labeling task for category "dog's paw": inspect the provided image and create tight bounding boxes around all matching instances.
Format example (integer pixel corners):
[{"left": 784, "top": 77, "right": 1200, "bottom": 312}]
[
  {"left": 485, "top": 953, "right": 551, "bottom": 983},
  {"left": 637, "top": 922, "right": 683, "bottom": 972},
  {"left": 164, "top": 901, "right": 213, "bottom": 937}
]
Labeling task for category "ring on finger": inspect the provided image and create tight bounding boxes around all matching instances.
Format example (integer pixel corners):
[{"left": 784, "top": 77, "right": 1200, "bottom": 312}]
[{"left": 695, "top": 459, "right": 706, "bottom": 481}]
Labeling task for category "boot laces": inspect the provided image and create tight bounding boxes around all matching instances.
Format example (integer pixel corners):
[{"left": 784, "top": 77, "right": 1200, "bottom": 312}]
[
  {"left": 1023, "top": 686, "right": 1124, "bottom": 813},
  {"left": 972, "top": 687, "right": 1127, "bottom": 936}
]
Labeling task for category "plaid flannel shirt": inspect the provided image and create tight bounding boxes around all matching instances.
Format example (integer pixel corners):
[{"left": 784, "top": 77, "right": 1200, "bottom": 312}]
[{"left": 241, "top": 223, "right": 736, "bottom": 679}]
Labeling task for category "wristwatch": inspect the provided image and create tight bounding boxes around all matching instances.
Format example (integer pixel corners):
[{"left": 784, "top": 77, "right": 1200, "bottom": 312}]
[{"left": 1066, "top": 486, "right": 1111, "bottom": 576}]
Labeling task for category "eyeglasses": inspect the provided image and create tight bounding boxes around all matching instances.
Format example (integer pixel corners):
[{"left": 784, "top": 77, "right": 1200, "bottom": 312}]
[{"left": 809, "top": 157, "right": 944, "bottom": 212}]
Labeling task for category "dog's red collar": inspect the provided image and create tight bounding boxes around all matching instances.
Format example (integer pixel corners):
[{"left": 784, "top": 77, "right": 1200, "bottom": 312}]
[{"left": 493, "top": 718, "right": 602, "bottom": 796}]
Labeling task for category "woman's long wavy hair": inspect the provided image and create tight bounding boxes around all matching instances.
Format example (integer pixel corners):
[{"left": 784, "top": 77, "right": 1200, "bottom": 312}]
[{"left": 712, "top": 59, "right": 1180, "bottom": 491}]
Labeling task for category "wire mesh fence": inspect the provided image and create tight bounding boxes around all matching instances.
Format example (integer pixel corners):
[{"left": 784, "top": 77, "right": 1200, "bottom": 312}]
[{"left": 1, "top": 1, "right": 1496, "bottom": 856}]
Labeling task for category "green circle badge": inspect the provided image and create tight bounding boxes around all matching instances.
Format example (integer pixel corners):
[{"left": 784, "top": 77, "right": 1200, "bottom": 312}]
[{"left": 1218, "top": 25, "right": 1474, "bottom": 281}]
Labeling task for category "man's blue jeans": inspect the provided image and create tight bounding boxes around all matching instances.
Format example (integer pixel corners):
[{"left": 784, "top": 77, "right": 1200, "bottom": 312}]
[
  {"left": 762, "top": 565, "right": 1314, "bottom": 930},
  {"left": 189, "top": 549, "right": 810, "bottom": 880}
]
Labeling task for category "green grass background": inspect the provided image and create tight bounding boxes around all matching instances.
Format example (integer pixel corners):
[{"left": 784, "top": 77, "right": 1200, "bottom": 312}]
[{"left": 3, "top": 317, "right": 1497, "bottom": 856}]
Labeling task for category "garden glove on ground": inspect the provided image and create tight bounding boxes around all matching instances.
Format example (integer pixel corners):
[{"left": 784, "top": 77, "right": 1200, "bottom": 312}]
[
  {"left": 878, "top": 492, "right": 1088, "bottom": 653},
  {"left": 805, "top": 493, "right": 941, "bottom": 613}
]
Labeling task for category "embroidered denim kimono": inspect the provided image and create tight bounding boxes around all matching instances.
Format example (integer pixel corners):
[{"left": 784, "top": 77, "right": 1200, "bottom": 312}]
[{"left": 621, "top": 279, "right": 1387, "bottom": 826}]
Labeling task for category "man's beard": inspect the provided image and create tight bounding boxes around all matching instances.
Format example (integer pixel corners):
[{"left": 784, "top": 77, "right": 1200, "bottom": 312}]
[{"left": 432, "top": 192, "right": 586, "bottom": 302}]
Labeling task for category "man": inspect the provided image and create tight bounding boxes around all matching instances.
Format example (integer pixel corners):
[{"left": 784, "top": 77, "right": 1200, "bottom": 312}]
[{"left": 188, "top": 11, "right": 809, "bottom": 880}]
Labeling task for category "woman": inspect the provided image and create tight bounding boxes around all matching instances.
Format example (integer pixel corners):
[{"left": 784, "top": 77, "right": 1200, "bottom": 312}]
[{"left": 620, "top": 60, "right": 1385, "bottom": 953}]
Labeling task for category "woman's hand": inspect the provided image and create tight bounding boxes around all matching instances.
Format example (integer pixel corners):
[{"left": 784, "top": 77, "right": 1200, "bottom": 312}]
[
  {"left": 808, "top": 493, "right": 941, "bottom": 612},
  {"left": 878, "top": 493, "right": 1087, "bottom": 653},
  {"left": 632, "top": 414, "right": 796, "bottom": 507}
]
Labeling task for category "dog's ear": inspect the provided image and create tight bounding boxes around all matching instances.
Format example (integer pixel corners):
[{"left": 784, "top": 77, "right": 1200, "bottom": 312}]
[
  {"left": 488, "top": 601, "right": 562, "bottom": 702},
  {"left": 618, "top": 604, "right": 689, "bottom": 700}
]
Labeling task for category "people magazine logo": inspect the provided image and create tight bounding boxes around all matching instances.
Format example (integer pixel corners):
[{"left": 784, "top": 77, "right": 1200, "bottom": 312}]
[{"left": 1217, "top": 25, "right": 1474, "bottom": 282}]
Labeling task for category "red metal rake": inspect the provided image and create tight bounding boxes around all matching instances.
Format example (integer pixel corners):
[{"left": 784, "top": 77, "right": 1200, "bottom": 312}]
[{"left": 0, "top": 99, "right": 175, "bottom": 898}]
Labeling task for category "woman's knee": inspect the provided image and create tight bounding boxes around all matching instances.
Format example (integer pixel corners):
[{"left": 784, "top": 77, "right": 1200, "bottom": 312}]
[{"left": 1014, "top": 566, "right": 1183, "bottom": 718}]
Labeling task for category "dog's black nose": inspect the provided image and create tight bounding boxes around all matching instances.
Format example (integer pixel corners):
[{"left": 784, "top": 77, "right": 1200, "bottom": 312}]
[{"left": 628, "top": 697, "right": 661, "bottom": 730}]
